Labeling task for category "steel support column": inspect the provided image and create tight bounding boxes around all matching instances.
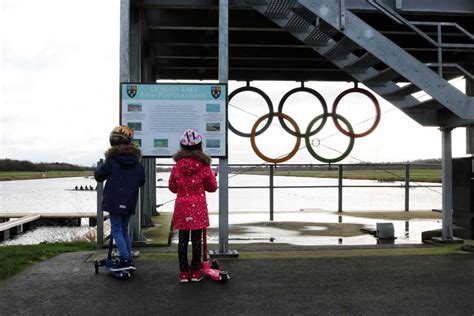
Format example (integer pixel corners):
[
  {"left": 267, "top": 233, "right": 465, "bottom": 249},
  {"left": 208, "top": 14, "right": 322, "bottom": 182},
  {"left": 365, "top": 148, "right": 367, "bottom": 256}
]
[
  {"left": 467, "top": 78, "right": 474, "bottom": 155},
  {"left": 121, "top": 0, "right": 145, "bottom": 241},
  {"left": 216, "top": 0, "right": 237, "bottom": 257},
  {"left": 441, "top": 128, "right": 454, "bottom": 240},
  {"left": 141, "top": 37, "right": 156, "bottom": 227},
  {"left": 218, "top": 0, "right": 229, "bottom": 253}
]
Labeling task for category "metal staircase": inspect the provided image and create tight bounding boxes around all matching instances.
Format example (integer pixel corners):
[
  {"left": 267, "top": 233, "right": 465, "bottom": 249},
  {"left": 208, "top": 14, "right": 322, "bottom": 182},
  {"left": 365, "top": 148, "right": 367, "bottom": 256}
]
[{"left": 243, "top": 0, "right": 474, "bottom": 128}]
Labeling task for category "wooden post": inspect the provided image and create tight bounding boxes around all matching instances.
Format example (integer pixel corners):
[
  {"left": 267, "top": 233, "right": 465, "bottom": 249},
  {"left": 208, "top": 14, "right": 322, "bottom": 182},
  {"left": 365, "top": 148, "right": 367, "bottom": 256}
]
[{"left": 96, "top": 159, "right": 104, "bottom": 250}]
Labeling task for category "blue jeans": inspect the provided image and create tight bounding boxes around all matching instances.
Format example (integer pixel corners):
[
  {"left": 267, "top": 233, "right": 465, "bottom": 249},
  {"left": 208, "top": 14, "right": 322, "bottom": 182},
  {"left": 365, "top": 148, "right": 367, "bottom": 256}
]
[{"left": 109, "top": 214, "right": 132, "bottom": 261}]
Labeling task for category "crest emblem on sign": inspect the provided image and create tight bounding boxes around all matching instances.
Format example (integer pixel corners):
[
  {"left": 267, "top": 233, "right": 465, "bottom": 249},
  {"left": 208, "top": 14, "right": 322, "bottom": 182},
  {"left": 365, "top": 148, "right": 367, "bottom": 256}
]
[
  {"left": 127, "top": 85, "right": 137, "bottom": 98},
  {"left": 211, "top": 85, "right": 221, "bottom": 99}
]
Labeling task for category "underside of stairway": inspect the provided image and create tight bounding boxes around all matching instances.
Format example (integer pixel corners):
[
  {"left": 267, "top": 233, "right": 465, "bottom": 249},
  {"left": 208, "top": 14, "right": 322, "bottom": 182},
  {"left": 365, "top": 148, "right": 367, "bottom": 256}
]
[
  {"left": 241, "top": 0, "right": 474, "bottom": 128},
  {"left": 139, "top": 0, "right": 474, "bottom": 128}
]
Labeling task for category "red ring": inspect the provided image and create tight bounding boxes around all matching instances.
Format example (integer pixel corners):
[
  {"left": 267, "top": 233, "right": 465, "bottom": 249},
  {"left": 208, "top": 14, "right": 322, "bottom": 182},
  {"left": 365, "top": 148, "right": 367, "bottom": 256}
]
[{"left": 331, "top": 87, "right": 381, "bottom": 138}]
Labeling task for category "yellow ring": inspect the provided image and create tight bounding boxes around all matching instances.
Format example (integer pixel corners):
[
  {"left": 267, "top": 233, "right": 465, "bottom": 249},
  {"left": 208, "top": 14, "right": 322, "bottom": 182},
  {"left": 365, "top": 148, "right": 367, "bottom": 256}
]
[{"left": 250, "top": 112, "right": 301, "bottom": 164}]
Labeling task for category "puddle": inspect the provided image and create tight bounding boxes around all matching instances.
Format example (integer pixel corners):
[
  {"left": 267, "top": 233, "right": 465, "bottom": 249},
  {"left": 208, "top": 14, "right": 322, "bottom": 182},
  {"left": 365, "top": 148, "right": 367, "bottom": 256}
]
[{"left": 195, "top": 210, "right": 442, "bottom": 246}]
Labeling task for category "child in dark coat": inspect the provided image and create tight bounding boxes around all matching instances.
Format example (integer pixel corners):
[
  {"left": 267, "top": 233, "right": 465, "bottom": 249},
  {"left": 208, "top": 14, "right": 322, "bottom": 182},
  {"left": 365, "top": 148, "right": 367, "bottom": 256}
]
[
  {"left": 169, "top": 129, "right": 217, "bottom": 282},
  {"left": 95, "top": 125, "right": 145, "bottom": 271}
]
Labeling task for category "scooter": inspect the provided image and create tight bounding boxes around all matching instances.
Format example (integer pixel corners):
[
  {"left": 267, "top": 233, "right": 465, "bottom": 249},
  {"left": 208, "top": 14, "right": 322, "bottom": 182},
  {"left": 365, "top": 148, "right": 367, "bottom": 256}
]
[
  {"left": 94, "top": 235, "right": 133, "bottom": 279},
  {"left": 201, "top": 227, "right": 230, "bottom": 283}
]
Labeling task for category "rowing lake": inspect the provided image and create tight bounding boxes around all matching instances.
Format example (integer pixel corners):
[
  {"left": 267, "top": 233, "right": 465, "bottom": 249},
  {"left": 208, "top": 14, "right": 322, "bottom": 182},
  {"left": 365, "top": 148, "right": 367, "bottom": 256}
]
[{"left": 0, "top": 174, "right": 442, "bottom": 245}]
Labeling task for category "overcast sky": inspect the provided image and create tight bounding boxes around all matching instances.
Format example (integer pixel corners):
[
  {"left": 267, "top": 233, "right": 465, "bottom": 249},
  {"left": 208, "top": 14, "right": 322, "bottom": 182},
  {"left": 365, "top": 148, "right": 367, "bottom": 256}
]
[{"left": 0, "top": 0, "right": 469, "bottom": 167}]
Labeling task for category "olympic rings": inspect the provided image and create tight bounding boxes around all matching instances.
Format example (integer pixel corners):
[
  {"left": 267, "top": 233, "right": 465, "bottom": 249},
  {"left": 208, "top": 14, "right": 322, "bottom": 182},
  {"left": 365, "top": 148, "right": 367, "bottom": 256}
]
[
  {"left": 305, "top": 113, "right": 355, "bottom": 163},
  {"left": 229, "top": 85, "right": 380, "bottom": 164},
  {"left": 250, "top": 112, "right": 301, "bottom": 164},
  {"left": 229, "top": 86, "right": 274, "bottom": 138},
  {"left": 331, "top": 87, "right": 381, "bottom": 138},
  {"left": 277, "top": 86, "right": 328, "bottom": 138}
]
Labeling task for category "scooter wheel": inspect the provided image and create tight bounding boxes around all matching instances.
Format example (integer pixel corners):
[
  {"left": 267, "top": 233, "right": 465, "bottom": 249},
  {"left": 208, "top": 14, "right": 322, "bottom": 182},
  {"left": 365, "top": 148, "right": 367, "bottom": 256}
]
[
  {"left": 211, "top": 259, "right": 219, "bottom": 269},
  {"left": 94, "top": 260, "right": 99, "bottom": 274},
  {"left": 219, "top": 272, "right": 229, "bottom": 283}
]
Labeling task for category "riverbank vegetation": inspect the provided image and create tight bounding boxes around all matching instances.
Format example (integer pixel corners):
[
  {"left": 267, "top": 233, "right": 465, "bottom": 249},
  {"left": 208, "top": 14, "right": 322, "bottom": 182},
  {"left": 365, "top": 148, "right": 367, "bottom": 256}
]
[
  {"left": 246, "top": 168, "right": 441, "bottom": 183},
  {"left": 0, "top": 241, "right": 95, "bottom": 281},
  {"left": 0, "top": 159, "right": 93, "bottom": 180},
  {"left": 230, "top": 159, "right": 442, "bottom": 183},
  {"left": 0, "top": 170, "right": 93, "bottom": 181}
]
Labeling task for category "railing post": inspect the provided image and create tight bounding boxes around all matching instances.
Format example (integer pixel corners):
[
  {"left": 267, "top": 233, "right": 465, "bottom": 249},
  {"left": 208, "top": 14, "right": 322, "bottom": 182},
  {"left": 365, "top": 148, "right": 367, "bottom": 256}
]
[
  {"left": 338, "top": 164, "right": 343, "bottom": 212},
  {"left": 405, "top": 164, "right": 410, "bottom": 212},
  {"left": 269, "top": 164, "right": 274, "bottom": 221},
  {"left": 96, "top": 159, "right": 104, "bottom": 250},
  {"left": 437, "top": 24, "right": 443, "bottom": 81}
]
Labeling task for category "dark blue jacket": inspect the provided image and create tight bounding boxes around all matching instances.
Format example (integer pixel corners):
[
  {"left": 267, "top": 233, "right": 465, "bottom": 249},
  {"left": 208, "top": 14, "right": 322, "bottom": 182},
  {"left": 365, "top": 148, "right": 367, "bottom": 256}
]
[{"left": 94, "top": 144, "right": 145, "bottom": 215}]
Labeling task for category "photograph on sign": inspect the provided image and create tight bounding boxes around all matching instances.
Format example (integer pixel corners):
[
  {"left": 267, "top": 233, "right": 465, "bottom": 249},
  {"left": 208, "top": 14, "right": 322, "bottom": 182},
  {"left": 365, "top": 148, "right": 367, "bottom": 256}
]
[{"left": 120, "top": 83, "right": 227, "bottom": 158}]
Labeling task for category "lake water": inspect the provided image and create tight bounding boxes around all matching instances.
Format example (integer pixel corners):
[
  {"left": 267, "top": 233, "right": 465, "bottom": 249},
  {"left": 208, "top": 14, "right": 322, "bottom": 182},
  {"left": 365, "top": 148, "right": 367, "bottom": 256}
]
[{"left": 0, "top": 174, "right": 442, "bottom": 245}]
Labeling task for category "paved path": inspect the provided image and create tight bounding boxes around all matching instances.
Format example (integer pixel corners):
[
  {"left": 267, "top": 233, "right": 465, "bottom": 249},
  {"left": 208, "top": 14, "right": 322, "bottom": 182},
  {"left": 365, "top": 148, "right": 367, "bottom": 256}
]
[{"left": 1, "top": 248, "right": 473, "bottom": 315}]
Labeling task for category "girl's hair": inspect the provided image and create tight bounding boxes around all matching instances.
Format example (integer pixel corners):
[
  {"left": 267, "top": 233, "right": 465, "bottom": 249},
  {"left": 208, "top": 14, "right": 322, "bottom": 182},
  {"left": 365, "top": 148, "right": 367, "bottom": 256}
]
[{"left": 180, "top": 142, "right": 202, "bottom": 151}]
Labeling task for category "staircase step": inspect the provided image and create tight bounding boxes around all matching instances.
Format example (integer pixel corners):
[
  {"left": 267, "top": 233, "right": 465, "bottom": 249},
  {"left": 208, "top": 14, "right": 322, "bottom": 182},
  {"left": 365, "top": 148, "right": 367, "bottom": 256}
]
[
  {"left": 304, "top": 21, "right": 338, "bottom": 46},
  {"left": 343, "top": 53, "right": 381, "bottom": 74},
  {"left": 264, "top": 0, "right": 296, "bottom": 19},
  {"left": 404, "top": 98, "right": 444, "bottom": 111},
  {"left": 364, "top": 68, "right": 402, "bottom": 87},
  {"left": 285, "top": 4, "right": 315, "bottom": 32},
  {"left": 323, "top": 37, "right": 360, "bottom": 60},
  {"left": 383, "top": 84, "right": 422, "bottom": 101},
  {"left": 246, "top": 0, "right": 269, "bottom": 4}
]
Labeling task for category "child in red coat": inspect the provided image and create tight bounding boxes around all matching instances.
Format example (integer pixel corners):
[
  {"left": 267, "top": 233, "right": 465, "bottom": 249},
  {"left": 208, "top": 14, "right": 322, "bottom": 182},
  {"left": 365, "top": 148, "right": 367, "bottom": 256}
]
[{"left": 169, "top": 129, "right": 217, "bottom": 282}]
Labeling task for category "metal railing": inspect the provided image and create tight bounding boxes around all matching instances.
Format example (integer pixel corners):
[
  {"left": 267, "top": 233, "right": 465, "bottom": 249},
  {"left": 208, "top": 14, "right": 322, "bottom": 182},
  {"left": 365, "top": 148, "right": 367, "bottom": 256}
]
[
  {"left": 155, "top": 163, "right": 442, "bottom": 220},
  {"left": 368, "top": 0, "right": 474, "bottom": 80}
]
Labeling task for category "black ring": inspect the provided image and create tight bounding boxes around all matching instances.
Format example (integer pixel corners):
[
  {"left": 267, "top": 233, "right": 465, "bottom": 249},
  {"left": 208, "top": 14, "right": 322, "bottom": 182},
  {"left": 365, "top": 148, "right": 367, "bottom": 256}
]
[
  {"left": 229, "top": 86, "right": 274, "bottom": 138},
  {"left": 277, "top": 87, "right": 328, "bottom": 138}
]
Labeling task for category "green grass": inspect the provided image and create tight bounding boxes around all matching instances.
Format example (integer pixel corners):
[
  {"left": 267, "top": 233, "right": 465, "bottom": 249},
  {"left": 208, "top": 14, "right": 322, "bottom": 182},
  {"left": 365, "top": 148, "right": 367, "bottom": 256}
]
[
  {"left": 0, "top": 170, "right": 93, "bottom": 181},
  {"left": 0, "top": 241, "right": 95, "bottom": 282},
  {"left": 245, "top": 168, "right": 441, "bottom": 183}
]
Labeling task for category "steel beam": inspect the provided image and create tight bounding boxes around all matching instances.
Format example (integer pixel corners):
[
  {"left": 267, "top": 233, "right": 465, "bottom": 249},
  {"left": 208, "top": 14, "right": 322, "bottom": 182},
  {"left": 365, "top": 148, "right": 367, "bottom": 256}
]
[{"left": 144, "top": 0, "right": 474, "bottom": 15}]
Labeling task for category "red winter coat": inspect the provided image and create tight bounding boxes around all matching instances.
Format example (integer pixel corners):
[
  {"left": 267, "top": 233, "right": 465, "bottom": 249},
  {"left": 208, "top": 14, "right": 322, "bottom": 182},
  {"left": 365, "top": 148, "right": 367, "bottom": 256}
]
[{"left": 168, "top": 150, "right": 217, "bottom": 230}]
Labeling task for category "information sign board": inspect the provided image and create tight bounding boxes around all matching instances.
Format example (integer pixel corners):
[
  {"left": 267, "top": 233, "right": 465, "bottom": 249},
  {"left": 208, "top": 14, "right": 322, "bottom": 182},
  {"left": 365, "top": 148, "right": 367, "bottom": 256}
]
[{"left": 120, "top": 83, "right": 227, "bottom": 157}]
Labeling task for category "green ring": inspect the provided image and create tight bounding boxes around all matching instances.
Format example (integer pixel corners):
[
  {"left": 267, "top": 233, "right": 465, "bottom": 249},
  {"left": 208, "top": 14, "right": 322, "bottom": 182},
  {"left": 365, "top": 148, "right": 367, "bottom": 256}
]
[{"left": 305, "top": 113, "right": 355, "bottom": 163}]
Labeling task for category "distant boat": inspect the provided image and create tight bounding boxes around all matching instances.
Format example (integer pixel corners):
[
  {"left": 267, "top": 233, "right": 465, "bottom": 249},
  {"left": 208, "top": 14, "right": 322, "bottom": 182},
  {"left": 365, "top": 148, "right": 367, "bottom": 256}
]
[
  {"left": 377, "top": 179, "right": 395, "bottom": 183},
  {"left": 65, "top": 186, "right": 96, "bottom": 192}
]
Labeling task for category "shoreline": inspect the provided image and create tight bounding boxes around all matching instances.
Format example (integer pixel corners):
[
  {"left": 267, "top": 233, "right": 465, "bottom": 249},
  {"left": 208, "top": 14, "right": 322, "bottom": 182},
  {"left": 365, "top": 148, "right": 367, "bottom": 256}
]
[
  {"left": 0, "top": 171, "right": 93, "bottom": 181},
  {"left": 0, "top": 170, "right": 441, "bottom": 183},
  {"left": 238, "top": 170, "right": 441, "bottom": 183}
]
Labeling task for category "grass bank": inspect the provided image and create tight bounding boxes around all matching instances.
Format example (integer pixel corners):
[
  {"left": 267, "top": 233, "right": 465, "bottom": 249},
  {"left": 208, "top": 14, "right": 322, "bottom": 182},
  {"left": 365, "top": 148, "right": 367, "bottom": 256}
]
[
  {"left": 0, "top": 170, "right": 93, "bottom": 181},
  {"left": 244, "top": 169, "right": 441, "bottom": 183},
  {"left": 0, "top": 241, "right": 95, "bottom": 282}
]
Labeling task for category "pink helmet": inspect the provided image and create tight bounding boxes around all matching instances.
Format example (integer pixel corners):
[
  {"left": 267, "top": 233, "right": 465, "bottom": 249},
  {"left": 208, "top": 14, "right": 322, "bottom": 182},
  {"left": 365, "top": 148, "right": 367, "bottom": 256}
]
[{"left": 180, "top": 129, "right": 203, "bottom": 147}]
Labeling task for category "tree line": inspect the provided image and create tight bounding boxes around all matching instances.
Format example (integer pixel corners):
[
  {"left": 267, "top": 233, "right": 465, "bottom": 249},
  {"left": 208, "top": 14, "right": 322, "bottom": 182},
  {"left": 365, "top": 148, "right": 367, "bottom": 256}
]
[{"left": 0, "top": 159, "right": 92, "bottom": 172}]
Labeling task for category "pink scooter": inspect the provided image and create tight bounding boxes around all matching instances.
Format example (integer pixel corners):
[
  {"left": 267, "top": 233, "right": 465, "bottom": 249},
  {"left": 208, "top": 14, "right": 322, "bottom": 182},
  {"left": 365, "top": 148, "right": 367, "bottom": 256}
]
[{"left": 201, "top": 227, "right": 230, "bottom": 283}]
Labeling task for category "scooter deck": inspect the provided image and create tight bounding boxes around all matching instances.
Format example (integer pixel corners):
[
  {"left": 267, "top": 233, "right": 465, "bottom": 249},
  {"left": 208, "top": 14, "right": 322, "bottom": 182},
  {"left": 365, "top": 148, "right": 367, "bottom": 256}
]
[{"left": 94, "top": 258, "right": 133, "bottom": 279}]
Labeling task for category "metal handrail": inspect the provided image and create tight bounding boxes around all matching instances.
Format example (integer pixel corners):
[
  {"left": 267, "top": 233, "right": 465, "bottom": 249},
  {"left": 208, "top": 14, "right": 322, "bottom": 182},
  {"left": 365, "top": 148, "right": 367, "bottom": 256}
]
[
  {"left": 156, "top": 162, "right": 442, "bottom": 220},
  {"left": 367, "top": 0, "right": 474, "bottom": 79}
]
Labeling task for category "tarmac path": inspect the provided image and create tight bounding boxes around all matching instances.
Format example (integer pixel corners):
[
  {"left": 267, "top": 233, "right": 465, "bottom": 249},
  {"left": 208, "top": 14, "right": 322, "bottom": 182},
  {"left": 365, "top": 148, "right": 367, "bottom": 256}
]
[{"left": 0, "top": 248, "right": 473, "bottom": 315}]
